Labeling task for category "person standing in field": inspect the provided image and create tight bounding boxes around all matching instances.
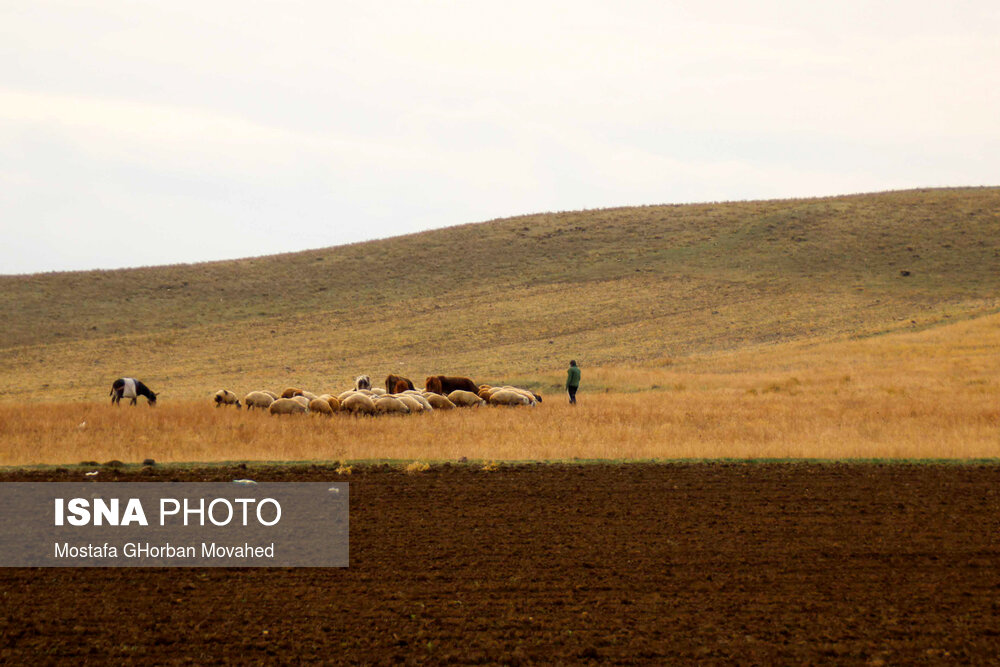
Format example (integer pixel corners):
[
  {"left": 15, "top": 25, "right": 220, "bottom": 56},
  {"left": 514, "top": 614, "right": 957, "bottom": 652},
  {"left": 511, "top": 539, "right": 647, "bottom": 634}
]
[{"left": 566, "top": 360, "right": 581, "bottom": 405}]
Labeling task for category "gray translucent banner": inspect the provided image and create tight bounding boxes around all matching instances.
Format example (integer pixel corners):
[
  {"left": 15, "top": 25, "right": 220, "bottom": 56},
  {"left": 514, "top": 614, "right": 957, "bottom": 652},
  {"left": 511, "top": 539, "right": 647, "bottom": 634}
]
[{"left": 0, "top": 483, "right": 348, "bottom": 567}]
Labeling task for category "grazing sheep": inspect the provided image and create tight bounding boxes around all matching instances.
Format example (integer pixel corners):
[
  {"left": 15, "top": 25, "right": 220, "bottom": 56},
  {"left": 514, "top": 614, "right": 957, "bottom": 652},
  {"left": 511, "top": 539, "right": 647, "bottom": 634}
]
[
  {"left": 401, "top": 392, "right": 433, "bottom": 411},
  {"left": 291, "top": 396, "right": 311, "bottom": 409},
  {"left": 447, "top": 390, "right": 486, "bottom": 407},
  {"left": 299, "top": 390, "right": 318, "bottom": 401},
  {"left": 374, "top": 395, "right": 410, "bottom": 415},
  {"left": 341, "top": 393, "right": 376, "bottom": 416},
  {"left": 213, "top": 389, "right": 242, "bottom": 409},
  {"left": 354, "top": 375, "right": 372, "bottom": 391},
  {"left": 337, "top": 389, "right": 357, "bottom": 402},
  {"left": 423, "top": 393, "right": 456, "bottom": 410},
  {"left": 395, "top": 394, "right": 424, "bottom": 413},
  {"left": 500, "top": 386, "right": 540, "bottom": 403},
  {"left": 385, "top": 374, "right": 415, "bottom": 393},
  {"left": 262, "top": 390, "right": 279, "bottom": 400},
  {"left": 317, "top": 394, "right": 342, "bottom": 412},
  {"left": 489, "top": 389, "right": 534, "bottom": 406},
  {"left": 370, "top": 387, "right": 386, "bottom": 396},
  {"left": 477, "top": 386, "right": 493, "bottom": 401},
  {"left": 269, "top": 398, "right": 307, "bottom": 415},
  {"left": 309, "top": 398, "right": 335, "bottom": 415},
  {"left": 243, "top": 391, "right": 275, "bottom": 411},
  {"left": 281, "top": 387, "right": 303, "bottom": 399}
]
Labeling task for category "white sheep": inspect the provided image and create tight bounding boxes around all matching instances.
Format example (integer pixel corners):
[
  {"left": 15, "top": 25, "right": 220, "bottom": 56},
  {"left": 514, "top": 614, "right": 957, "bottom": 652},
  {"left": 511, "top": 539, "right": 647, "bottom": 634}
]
[
  {"left": 269, "top": 398, "right": 307, "bottom": 415},
  {"left": 401, "top": 392, "right": 433, "bottom": 411},
  {"left": 243, "top": 391, "right": 275, "bottom": 410},
  {"left": 447, "top": 390, "right": 486, "bottom": 407},
  {"left": 341, "top": 393, "right": 376, "bottom": 415},
  {"left": 395, "top": 394, "right": 424, "bottom": 413},
  {"left": 489, "top": 389, "right": 534, "bottom": 406},
  {"left": 423, "top": 393, "right": 456, "bottom": 410},
  {"left": 213, "top": 389, "right": 241, "bottom": 409},
  {"left": 374, "top": 395, "right": 410, "bottom": 415}
]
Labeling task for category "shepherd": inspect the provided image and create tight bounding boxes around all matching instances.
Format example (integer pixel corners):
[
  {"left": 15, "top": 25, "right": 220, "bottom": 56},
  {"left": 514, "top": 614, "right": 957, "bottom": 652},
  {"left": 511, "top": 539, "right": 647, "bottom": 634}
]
[
  {"left": 110, "top": 378, "right": 158, "bottom": 406},
  {"left": 565, "top": 360, "right": 581, "bottom": 405}
]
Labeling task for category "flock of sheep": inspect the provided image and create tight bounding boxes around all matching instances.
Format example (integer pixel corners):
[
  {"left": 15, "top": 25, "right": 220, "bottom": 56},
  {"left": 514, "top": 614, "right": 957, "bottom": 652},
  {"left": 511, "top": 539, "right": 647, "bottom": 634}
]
[{"left": 213, "top": 373, "right": 542, "bottom": 417}]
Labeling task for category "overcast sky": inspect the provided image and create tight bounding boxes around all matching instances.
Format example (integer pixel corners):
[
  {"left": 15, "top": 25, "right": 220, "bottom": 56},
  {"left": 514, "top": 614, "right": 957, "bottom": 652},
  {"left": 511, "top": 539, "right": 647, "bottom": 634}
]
[{"left": 1, "top": 1, "right": 997, "bottom": 274}]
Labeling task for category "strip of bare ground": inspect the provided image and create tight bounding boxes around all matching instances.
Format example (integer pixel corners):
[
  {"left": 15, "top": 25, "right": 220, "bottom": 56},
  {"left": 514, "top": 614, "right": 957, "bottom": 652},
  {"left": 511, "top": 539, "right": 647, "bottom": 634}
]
[{"left": 1, "top": 462, "right": 998, "bottom": 664}]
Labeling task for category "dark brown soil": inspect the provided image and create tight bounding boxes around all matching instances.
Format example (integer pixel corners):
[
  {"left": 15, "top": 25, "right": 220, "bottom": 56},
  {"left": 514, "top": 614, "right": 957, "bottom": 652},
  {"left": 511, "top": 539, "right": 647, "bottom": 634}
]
[{"left": 1, "top": 463, "right": 999, "bottom": 664}]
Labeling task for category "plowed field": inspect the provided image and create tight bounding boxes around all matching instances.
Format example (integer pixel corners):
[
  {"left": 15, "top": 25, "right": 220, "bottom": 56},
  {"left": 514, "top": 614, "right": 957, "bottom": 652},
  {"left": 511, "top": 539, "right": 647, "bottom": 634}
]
[{"left": 2, "top": 463, "right": 998, "bottom": 664}]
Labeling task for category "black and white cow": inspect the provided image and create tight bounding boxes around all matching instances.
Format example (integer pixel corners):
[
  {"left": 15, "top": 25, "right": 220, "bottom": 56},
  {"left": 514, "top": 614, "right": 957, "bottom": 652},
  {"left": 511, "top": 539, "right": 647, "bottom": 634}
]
[{"left": 110, "top": 378, "right": 158, "bottom": 406}]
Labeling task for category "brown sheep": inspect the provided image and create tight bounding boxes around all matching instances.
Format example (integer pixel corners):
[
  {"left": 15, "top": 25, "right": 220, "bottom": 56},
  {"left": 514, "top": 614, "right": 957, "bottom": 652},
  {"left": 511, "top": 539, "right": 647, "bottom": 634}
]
[
  {"left": 318, "top": 394, "right": 342, "bottom": 412},
  {"left": 281, "top": 387, "right": 302, "bottom": 399},
  {"left": 309, "top": 398, "right": 335, "bottom": 415},
  {"left": 385, "top": 374, "right": 415, "bottom": 393}
]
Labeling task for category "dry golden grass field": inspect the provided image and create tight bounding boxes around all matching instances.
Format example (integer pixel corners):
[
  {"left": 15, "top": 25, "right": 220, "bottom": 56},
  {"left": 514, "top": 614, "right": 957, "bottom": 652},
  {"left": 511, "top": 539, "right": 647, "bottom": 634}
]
[{"left": 2, "top": 187, "right": 999, "bottom": 464}]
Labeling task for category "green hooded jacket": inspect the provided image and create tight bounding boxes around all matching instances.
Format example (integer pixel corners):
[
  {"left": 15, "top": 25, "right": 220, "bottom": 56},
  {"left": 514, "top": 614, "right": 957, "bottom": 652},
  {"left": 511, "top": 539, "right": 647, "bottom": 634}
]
[{"left": 566, "top": 365, "right": 581, "bottom": 389}]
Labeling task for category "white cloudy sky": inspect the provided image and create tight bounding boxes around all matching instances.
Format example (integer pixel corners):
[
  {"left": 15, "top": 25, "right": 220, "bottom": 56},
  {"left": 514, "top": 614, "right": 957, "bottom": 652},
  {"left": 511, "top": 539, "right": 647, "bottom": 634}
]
[{"left": 1, "top": 1, "right": 997, "bottom": 274}]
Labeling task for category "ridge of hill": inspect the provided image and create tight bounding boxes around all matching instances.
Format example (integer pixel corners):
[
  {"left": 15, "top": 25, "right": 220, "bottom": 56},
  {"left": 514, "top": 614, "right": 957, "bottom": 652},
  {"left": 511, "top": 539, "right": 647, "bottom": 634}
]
[{"left": 2, "top": 187, "right": 999, "bottom": 401}]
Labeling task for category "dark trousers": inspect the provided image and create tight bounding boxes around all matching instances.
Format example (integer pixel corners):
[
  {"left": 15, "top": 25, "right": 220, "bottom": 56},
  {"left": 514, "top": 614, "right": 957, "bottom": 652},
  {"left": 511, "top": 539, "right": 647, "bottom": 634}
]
[{"left": 567, "top": 385, "right": 578, "bottom": 404}]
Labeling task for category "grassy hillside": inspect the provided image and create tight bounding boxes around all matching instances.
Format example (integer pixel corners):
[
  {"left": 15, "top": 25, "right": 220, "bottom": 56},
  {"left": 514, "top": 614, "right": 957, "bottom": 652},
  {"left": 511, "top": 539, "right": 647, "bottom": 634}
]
[{"left": 2, "top": 187, "right": 999, "bottom": 401}]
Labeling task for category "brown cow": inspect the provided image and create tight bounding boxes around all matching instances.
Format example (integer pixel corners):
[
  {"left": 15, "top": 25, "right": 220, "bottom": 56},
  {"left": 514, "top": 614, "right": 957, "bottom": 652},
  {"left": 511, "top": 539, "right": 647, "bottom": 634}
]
[
  {"left": 393, "top": 379, "right": 409, "bottom": 394},
  {"left": 425, "top": 376, "right": 443, "bottom": 395},
  {"left": 385, "top": 374, "right": 415, "bottom": 393},
  {"left": 424, "top": 375, "right": 478, "bottom": 395}
]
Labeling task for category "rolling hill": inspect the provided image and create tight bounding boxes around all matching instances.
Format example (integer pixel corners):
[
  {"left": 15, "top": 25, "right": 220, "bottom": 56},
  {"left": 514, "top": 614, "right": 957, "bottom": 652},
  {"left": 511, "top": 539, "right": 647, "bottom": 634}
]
[{"left": 2, "top": 187, "right": 999, "bottom": 401}]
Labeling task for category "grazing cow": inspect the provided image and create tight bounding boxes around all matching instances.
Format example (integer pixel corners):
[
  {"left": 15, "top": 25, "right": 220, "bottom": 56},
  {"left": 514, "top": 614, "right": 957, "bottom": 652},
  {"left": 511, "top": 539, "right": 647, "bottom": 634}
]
[
  {"left": 110, "top": 378, "right": 157, "bottom": 406},
  {"left": 385, "top": 374, "right": 415, "bottom": 393},
  {"left": 354, "top": 375, "right": 372, "bottom": 391},
  {"left": 425, "top": 375, "right": 478, "bottom": 395},
  {"left": 393, "top": 379, "right": 410, "bottom": 394}
]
